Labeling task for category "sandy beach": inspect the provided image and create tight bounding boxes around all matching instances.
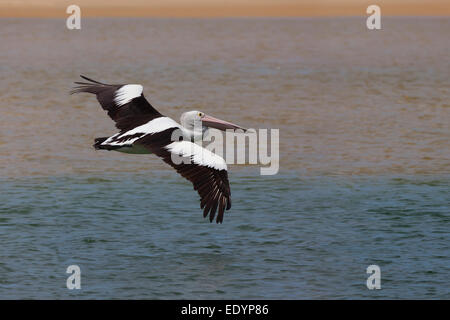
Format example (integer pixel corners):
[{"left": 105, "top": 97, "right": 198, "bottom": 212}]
[{"left": 0, "top": 0, "right": 449, "bottom": 17}]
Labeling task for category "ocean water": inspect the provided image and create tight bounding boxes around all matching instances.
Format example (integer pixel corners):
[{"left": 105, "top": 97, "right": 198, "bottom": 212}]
[
  {"left": 0, "top": 173, "right": 449, "bottom": 299},
  {"left": 0, "top": 17, "right": 449, "bottom": 299}
]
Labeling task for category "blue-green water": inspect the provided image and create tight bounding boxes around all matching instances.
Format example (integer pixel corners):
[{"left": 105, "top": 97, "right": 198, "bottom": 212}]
[{"left": 0, "top": 171, "right": 448, "bottom": 299}]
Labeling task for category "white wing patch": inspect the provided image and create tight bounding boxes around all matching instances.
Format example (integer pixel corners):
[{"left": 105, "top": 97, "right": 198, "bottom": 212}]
[
  {"left": 124, "top": 117, "right": 180, "bottom": 136},
  {"left": 114, "top": 84, "right": 143, "bottom": 107},
  {"left": 102, "top": 117, "right": 180, "bottom": 146},
  {"left": 165, "top": 141, "right": 227, "bottom": 171}
]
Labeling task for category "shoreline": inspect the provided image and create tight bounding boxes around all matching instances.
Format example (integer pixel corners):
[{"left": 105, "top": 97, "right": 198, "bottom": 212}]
[{"left": 1, "top": 5, "right": 449, "bottom": 18}]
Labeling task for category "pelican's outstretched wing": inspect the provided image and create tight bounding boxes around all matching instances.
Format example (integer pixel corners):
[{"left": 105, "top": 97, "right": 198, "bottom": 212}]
[
  {"left": 71, "top": 75, "right": 162, "bottom": 131},
  {"left": 136, "top": 128, "right": 232, "bottom": 223}
]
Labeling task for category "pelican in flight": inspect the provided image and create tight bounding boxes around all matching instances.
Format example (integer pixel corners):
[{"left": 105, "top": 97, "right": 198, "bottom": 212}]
[{"left": 71, "top": 75, "right": 246, "bottom": 223}]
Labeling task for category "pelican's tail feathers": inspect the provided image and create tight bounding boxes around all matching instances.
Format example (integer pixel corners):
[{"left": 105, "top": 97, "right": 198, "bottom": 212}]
[{"left": 93, "top": 137, "right": 112, "bottom": 150}]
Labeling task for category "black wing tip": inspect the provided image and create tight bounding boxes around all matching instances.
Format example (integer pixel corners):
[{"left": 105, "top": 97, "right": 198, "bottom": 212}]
[
  {"left": 207, "top": 216, "right": 223, "bottom": 224},
  {"left": 70, "top": 75, "right": 110, "bottom": 95},
  {"left": 71, "top": 74, "right": 103, "bottom": 86},
  {"left": 69, "top": 86, "right": 91, "bottom": 95},
  {"left": 79, "top": 74, "right": 105, "bottom": 84},
  {"left": 203, "top": 204, "right": 220, "bottom": 223},
  {"left": 226, "top": 197, "right": 232, "bottom": 210},
  {"left": 69, "top": 87, "right": 83, "bottom": 95},
  {"left": 202, "top": 196, "right": 230, "bottom": 224}
]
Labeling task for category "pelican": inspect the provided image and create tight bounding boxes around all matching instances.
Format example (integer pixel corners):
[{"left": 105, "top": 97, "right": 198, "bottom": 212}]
[{"left": 71, "top": 75, "right": 246, "bottom": 223}]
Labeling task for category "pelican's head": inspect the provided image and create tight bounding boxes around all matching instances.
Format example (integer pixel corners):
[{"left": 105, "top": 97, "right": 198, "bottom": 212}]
[{"left": 180, "top": 110, "right": 246, "bottom": 133}]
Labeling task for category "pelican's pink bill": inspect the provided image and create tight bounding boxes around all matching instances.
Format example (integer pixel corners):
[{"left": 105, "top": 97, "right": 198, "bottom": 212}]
[{"left": 202, "top": 115, "right": 247, "bottom": 132}]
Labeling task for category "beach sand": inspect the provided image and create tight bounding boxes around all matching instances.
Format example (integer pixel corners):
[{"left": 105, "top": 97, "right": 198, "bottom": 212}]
[{"left": 0, "top": 0, "right": 449, "bottom": 17}]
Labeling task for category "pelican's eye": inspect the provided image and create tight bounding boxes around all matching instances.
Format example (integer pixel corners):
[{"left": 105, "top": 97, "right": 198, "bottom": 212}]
[{"left": 198, "top": 112, "right": 204, "bottom": 117}]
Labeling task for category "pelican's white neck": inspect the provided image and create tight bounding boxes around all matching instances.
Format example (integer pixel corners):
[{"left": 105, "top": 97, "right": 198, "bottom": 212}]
[{"left": 181, "top": 126, "right": 207, "bottom": 142}]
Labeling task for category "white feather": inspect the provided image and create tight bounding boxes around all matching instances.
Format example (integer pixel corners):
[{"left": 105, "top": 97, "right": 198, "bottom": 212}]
[
  {"left": 102, "top": 117, "right": 180, "bottom": 146},
  {"left": 125, "top": 117, "right": 180, "bottom": 136},
  {"left": 165, "top": 141, "right": 227, "bottom": 171},
  {"left": 114, "top": 84, "right": 143, "bottom": 107}
]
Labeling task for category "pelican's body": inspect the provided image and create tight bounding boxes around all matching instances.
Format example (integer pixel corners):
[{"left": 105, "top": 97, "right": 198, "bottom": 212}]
[{"left": 71, "top": 76, "right": 246, "bottom": 223}]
